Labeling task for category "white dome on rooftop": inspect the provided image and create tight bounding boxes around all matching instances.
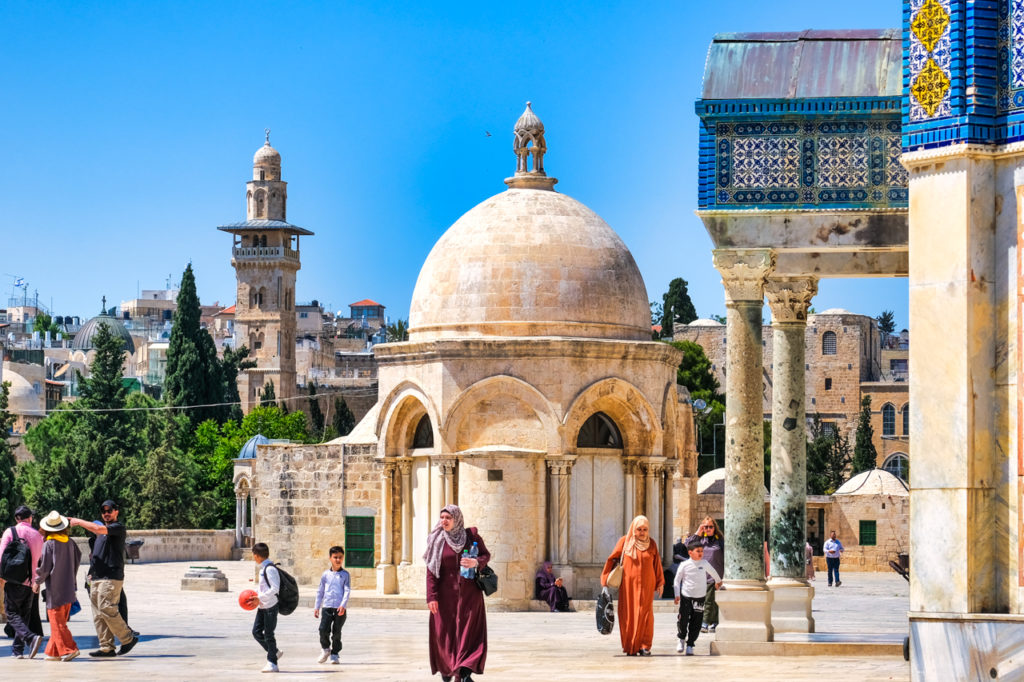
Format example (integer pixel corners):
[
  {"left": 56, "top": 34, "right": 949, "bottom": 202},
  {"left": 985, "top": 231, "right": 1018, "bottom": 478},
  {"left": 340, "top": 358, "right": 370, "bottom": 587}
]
[
  {"left": 834, "top": 468, "right": 908, "bottom": 496},
  {"left": 815, "top": 308, "right": 853, "bottom": 316},
  {"left": 689, "top": 318, "right": 724, "bottom": 327}
]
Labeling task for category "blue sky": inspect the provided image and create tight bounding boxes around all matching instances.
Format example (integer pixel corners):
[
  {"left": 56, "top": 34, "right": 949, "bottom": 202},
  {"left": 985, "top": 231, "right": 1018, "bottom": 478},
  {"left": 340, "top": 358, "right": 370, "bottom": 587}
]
[{"left": 1, "top": 0, "right": 908, "bottom": 329}]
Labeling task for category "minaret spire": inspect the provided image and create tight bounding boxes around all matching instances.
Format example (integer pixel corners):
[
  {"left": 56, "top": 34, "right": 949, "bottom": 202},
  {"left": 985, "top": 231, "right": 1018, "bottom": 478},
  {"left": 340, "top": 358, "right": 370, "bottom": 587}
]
[{"left": 505, "top": 101, "right": 558, "bottom": 190}]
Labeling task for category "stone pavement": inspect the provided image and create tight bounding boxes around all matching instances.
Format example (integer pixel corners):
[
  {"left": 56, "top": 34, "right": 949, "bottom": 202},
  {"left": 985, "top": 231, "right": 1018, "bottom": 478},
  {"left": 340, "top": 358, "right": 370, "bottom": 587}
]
[{"left": 2, "top": 560, "right": 910, "bottom": 680}]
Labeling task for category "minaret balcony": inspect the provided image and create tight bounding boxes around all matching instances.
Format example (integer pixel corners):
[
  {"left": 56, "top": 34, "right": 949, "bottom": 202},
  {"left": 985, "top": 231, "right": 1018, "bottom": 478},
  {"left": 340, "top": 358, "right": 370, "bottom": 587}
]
[{"left": 232, "top": 246, "right": 300, "bottom": 263}]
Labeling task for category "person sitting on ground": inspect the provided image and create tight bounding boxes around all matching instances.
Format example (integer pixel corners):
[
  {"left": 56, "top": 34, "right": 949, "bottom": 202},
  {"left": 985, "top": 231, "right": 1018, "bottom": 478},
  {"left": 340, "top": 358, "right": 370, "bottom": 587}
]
[{"left": 535, "top": 561, "right": 570, "bottom": 612}]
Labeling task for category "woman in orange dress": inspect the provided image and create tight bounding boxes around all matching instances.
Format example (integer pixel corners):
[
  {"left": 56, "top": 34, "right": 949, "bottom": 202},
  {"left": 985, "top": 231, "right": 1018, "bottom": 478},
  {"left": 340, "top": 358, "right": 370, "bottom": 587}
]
[{"left": 601, "top": 515, "right": 664, "bottom": 656}]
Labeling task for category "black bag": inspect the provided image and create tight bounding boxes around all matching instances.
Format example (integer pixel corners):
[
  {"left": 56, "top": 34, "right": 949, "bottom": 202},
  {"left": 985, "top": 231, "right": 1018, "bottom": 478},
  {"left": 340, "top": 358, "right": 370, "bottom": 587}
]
[
  {"left": 474, "top": 565, "right": 498, "bottom": 596},
  {"left": 264, "top": 563, "right": 300, "bottom": 616},
  {"left": 0, "top": 526, "right": 31, "bottom": 584},
  {"left": 596, "top": 587, "right": 615, "bottom": 635}
]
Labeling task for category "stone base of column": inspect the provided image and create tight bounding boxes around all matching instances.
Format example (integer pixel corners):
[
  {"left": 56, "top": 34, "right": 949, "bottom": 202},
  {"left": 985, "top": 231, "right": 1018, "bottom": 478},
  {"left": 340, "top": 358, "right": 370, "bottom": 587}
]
[
  {"left": 714, "top": 580, "right": 774, "bottom": 642},
  {"left": 376, "top": 564, "right": 398, "bottom": 594},
  {"left": 767, "top": 577, "right": 814, "bottom": 633}
]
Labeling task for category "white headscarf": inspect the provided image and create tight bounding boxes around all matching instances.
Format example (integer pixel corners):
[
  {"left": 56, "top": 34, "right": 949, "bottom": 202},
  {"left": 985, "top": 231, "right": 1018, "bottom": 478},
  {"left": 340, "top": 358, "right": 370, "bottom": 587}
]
[
  {"left": 622, "top": 515, "right": 651, "bottom": 560},
  {"left": 423, "top": 504, "right": 467, "bottom": 578}
]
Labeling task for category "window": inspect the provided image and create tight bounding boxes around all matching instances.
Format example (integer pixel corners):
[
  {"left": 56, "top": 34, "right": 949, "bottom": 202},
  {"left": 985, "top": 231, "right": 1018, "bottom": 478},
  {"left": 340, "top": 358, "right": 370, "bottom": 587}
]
[
  {"left": 412, "top": 414, "right": 434, "bottom": 448},
  {"left": 882, "top": 403, "right": 896, "bottom": 436},
  {"left": 822, "top": 331, "right": 837, "bottom": 355},
  {"left": 577, "top": 412, "right": 623, "bottom": 448},
  {"left": 824, "top": 378, "right": 832, "bottom": 390},
  {"left": 345, "top": 516, "right": 375, "bottom": 568},
  {"left": 902, "top": 403, "right": 910, "bottom": 436},
  {"left": 821, "top": 421, "right": 837, "bottom": 437},
  {"left": 883, "top": 453, "right": 909, "bottom": 481},
  {"left": 859, "top": 520, "right": 877, "bottom": 546}
]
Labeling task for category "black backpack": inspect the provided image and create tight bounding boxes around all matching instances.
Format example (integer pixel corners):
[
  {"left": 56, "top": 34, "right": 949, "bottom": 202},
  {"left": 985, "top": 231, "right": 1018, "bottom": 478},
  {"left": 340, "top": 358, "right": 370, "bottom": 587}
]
[
  {"left": 1, "top": 526, "right": 32, "bottom": 584},
  {"left": 263, "top": 563, "right": 299, "bottom": 616}
]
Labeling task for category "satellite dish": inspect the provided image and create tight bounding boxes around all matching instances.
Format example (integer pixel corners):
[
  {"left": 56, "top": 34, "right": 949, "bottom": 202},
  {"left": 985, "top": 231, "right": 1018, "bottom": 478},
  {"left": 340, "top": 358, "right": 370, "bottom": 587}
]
[{"left": 693, "top": 399, "right": 707, "bottom": 411}]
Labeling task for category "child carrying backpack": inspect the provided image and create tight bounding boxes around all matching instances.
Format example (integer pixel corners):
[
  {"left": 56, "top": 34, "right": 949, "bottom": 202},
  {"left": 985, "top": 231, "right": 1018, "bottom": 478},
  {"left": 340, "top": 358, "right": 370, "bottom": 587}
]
[{"left": 246, "top": 543, "right": 299, "bottom": 673}]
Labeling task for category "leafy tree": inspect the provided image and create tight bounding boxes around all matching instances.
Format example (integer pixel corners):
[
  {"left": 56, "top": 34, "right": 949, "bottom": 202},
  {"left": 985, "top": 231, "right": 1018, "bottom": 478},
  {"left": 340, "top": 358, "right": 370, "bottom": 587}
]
[
  {"left": 306, "top": 382, "right": 325, "bottom": 439},
  {"left": 877, "top": 310, "right": 896, "bottom": 338},
  {"left": 852, "top": 395, "right": 879, "bottom": 473},
  {"left": 710, "top": 314, "right": 726, "bottom": 325},
  {"left": 386, "top": 319, "right": 409, "bottom": 342},
  {"left": 32, "top": 313, "right": 61, "bottom": 336},
  {"left": 668, "top": 340, "right": 726, "bottom": 473},
  {"left": 806, "top": 418, "right": 852, "bottom": 495},
  {"left": 134, "top": 398, "right": 196, "bottom": 528},
  {"left": 332, "top": 396, "right": 356, "bottom": 437},
  {"left": 260, "top": 380, "right": 276, "bottom": 407},
  {"left": 659, "top": 278, "right": 698, "bottom": 337},
  {"left": 0, "top": 382, "right": 18, "bottom": 523},
  {"left": 221, "top": 345, "right": 257, "bottom": 423},
  {"left": 164, "top": 264, "right": 224, "bottom": 426}
]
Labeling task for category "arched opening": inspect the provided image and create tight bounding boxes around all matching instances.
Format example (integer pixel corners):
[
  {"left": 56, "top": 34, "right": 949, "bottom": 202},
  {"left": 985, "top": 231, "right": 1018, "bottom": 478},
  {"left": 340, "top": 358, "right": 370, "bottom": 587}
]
[
  {"left": 883, "top": 452, "right": 909, "bottom": 481},
  {"left": 260, "top": 234, "right": 267, "bottom": 247},
  {"left": 412, "top": 414, "right": 434, "bottom": 448},
  {"left": 256, "top": 191, "right": 266, "bottom": 218},
  {"left": 576, "top": 411, "right": 623, "bottom": 448},
  {"left": 882, "top": 403, "right": 896, "bottom": 436},
  {"left": 901, "top": 402, "right": 910, "bottom": 436},
  {"left": 822, "top": 331, "right": 837, "bottom": 355}
]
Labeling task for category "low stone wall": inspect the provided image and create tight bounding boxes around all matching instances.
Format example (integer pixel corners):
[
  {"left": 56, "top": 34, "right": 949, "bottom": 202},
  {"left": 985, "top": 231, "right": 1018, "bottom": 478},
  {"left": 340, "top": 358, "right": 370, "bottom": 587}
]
[{"left": 70, "top": 529, "right": 236, "bottom": 564}]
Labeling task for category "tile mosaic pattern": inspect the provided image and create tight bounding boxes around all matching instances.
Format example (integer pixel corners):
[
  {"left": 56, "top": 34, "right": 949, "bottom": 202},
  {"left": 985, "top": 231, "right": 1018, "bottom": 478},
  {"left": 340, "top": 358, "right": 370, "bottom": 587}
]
[
  {"left": 713, "top": 119, "right": 906, "bottom": 208},
  {"left": 998, "top": 0, "right": 1024, "bottom": 110},
  {"left": 908, "top": 0, "right": 952, "bottom": 121}
]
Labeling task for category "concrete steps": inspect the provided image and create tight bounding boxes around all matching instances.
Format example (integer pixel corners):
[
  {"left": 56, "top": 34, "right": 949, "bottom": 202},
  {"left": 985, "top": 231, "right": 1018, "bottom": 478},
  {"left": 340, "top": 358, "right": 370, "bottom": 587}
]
[{"left": 712, "top": 633, "right": 905, "bottom": 656}]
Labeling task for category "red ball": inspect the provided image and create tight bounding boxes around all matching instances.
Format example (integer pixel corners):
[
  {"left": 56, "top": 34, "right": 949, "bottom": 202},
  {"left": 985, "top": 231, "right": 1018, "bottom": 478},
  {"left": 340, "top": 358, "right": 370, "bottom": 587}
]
[{"left": 239, "top": 589, "right": 258, "bottom": 610}]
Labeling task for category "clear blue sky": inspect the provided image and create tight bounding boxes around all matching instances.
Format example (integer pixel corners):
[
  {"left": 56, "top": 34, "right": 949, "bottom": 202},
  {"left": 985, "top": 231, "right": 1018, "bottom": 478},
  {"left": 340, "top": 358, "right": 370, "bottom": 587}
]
[{"left": 1, "top": 0, "right": 908, "bottom": 330}]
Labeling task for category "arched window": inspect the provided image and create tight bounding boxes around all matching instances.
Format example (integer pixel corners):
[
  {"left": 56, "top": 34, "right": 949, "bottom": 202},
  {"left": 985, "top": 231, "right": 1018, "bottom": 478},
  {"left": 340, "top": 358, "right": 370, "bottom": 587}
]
[
  {"left": 822, "top": 331, "right": 837, "bottom": 355},
  {"left": 256, "top": 191, "right": 266, "bottom": 218},
  {"left": 412, "top": 415, "right": 434, "bottom": 448},
  {"left": 901, "top": 403, "right": 910, "bottom": 436},
  {"left": 577, "top": 412, "right": 623, "bottom": 448},
  {"left": 260, "top": 234, "right": 267, "bottom": 247},
  {"left": 882, "top": 403, "right": 896, "bottom": 436},
  {"left": 883, "top": 453, "right": 909, "bottom": 481}
]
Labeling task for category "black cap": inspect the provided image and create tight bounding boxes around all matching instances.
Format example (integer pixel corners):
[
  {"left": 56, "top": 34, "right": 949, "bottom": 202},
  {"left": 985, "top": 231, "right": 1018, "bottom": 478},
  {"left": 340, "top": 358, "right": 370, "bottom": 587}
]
[
  {"left": 13, "top": 505, "right": 32, "bottom": 520},
  {"left": 100, "top": 500, "right": 118, "bottom": 511}
]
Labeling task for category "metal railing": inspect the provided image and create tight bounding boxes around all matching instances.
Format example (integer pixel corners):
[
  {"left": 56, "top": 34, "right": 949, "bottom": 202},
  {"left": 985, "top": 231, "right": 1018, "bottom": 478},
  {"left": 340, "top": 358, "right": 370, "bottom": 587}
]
[{"left": 232, "top": 246, "right": 300, "bottom": 262}]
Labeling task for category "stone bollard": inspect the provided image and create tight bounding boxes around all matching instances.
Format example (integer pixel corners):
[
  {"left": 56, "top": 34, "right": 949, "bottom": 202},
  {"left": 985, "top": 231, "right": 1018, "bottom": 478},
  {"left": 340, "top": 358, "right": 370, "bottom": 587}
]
[{"left": 181, "top": 566, "right": 229, "bottom": 592}]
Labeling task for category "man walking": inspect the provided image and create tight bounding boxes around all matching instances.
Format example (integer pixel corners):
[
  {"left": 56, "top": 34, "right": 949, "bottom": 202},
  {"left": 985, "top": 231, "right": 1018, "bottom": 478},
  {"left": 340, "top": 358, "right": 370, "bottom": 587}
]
[
  {"left": 0, "top": 505, "right": 44, "bottom": 658},
  {"left": 69, "top": 500, "right": 139, "bottom": 657},
  {"left": 824, "top": 530, "right": 845, "bottom": 587}
]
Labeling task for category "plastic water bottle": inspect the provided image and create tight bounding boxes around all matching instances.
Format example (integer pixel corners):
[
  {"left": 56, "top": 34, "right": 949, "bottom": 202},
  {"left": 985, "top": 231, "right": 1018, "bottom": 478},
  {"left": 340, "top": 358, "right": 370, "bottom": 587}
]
[
  {"left": 467, "top": 542, "right": 479, "bottom": 580},
  {"left": 460, "top": 549, "right": 471, "bottom": 579}
]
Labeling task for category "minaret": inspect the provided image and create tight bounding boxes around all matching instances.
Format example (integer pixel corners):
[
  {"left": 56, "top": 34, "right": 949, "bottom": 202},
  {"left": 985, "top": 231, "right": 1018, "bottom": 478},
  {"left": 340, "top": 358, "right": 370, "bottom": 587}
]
[{"left": 218, "top": 130, "right": 313, "bottom": 413}]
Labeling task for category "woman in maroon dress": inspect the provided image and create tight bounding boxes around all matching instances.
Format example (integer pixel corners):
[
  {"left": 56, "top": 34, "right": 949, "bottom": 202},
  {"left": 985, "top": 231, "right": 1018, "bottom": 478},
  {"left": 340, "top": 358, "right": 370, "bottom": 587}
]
[{"left": 425, "top": 504, "right": 490, "bottom": 682}]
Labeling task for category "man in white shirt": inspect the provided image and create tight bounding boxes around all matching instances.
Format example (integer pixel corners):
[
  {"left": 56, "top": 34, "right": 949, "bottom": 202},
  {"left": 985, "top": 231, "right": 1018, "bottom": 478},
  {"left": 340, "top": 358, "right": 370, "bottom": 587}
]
[
  {"left": 823, "top": 530, "right": 845, "bottom": 587},
  {"left": 672, "top": 539, "right": 722, "bottom": 656}
]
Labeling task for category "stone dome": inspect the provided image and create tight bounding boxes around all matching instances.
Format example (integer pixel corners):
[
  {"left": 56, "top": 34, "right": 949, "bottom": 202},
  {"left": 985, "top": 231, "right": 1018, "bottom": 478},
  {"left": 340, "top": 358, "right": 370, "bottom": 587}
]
[
  {"left": 689, "top": 318, "right": 724, "bottom": 327},
  {"left": 71, "top": 314, "right": 135, "bottom": 354},
  {"left": 254, "top": 141, "right": 281, "bottom": 168},
  {"left": 409, "top": 188, "right": 650, "bottom": 341},
  {"left": 834, "top": 468, "right": 909, "bottom": 496},
  {"left": 697, "top": 467, "right": 768, "bottom": 496},
  {"left": 4, "top": 368, "right": 44, "bottom": 416}
]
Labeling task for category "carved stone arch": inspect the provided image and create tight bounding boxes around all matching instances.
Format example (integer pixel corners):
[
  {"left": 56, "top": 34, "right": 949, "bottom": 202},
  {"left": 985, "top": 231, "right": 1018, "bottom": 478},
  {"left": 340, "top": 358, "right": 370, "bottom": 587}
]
[
  {"left": 376, "top": 381, "right": 441, "bottom": 458},
  {"left": 563, "top": 377, "right": 662, "bottom": 456},
  {"left": 233, "top": 472, "right": 251, "bottom": 493},
  {"left": 441, "top": 375, "right": 559, "bottom": 454}
]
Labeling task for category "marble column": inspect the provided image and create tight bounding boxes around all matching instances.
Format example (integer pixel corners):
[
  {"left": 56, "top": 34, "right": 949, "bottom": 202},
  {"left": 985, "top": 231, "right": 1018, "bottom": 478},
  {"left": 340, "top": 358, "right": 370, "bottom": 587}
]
[
  {"left": 662, "top": 463, "right": 677, "bottom": 558},
  {"left": 623, "top": 458, "right": 637, "bottom": 528},
  {"left": 377, "top": 462, "right": 398, "bottom": 593},
  {"left": 545, "top": 458, "right": 574, "bottom": 566},
  {"left": 642, "top": 460, "right": 664, "bottom": 553},
  {"left": 439, "top": 459, "right": 456, "bottom": 506},
  {"left": 234, "top": 495, "right": 243, "bottom": 547},
  {"left": 712, "top": 248, "right": 775, "bottom": 642},
  {"left": 765, "top": 276, "right": 817, "bottom": 633},
  {"left": 399, "top": 459, "right": 413, "bottom": 566}
]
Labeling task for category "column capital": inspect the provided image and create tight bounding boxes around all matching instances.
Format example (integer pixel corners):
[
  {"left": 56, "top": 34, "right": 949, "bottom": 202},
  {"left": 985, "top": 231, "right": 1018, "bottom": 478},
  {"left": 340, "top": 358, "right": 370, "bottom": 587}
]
[
  {"left": 713, "top": 249, "right": 776, "bottom": 303},
  {"left": 765, "top": 277, "right": 818, "bottom": 324},
  {"left": 397, "top": 458, "right": 413, "bottom": 476},
  {"left": 545, "top": 457, "right": 576, "bottom": 476},
  {"left": 640, "top": 458, "right": 666, "bottom": 477},
  {"left": 435, "top": 458, "right": 457, "bottom": 476}
]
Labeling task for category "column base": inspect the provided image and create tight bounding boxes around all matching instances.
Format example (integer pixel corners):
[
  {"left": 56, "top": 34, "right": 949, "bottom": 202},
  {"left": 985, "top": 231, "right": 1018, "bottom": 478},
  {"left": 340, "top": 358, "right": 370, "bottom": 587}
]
[
  {"left": 767, "top": 577, "right": 814, "bottom": 633},
  {"left": 714, "top": 580, "right": 774, "bottom": 642},
  {"left": 910, "top": 613, "right": 1024, "bottom": 680},
  {"left": 376, "top": 564, "right": 398, "bottom": 594}
]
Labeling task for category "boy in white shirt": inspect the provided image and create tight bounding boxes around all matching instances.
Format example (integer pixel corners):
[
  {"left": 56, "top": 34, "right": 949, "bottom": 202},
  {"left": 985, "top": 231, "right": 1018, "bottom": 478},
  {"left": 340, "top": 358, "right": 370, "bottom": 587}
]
[{"left": 673, "top": 538, "right": 722, "bottom": 655}]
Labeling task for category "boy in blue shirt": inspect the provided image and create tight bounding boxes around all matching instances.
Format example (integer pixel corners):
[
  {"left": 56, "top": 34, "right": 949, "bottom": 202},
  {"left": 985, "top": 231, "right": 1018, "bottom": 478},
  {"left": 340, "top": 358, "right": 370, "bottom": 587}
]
[{"left": 314, "top": 545, "right": 351, "bottom": 665}]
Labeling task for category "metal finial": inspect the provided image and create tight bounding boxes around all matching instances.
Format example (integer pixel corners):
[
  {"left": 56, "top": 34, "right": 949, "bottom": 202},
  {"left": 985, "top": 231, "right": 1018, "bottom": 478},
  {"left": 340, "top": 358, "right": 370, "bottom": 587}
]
[
  {"left": 265, "top": 128, "right": 271, "bottom": 144},
  {"left": 526, "top": 101, "right": 531, "bottom": 108},
  {"left": 101, "top": 295, "right": 107, "bottom": 314}
]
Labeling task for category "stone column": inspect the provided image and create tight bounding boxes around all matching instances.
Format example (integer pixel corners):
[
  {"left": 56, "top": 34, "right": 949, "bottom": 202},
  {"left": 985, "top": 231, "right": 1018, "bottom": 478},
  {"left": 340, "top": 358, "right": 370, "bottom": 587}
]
[
  {"left": 377, "top": 462, "right": 398, "bottom": 593},
  {"left": 663, "top": 463, "right": 677, "bottom": 558},
  {"left": 234, "top": 495, "right": 243, "bottom": 547},
  {"left": 545, "top": 458, "right": 574, "bottom": 565},
  {"left": 439, "top": 459, "right": 456, "bottom": 506},
  {"left": 241, "top": 492, "right": 249, "bottom": 537},
  {"left": 642, "top": 460, "right": 664, "bottom": 554},
  {"left": 712, "top": 248, "right": 775, "bottom": 643},
  {"left": 623, "top": 458, "right": 637, "bottom": 528},
  {"left": 399, "top": 459, "right": 413, "bottom": 566},
  {"left": 765, "top": 276, "right": 817, "bottom": 633}
]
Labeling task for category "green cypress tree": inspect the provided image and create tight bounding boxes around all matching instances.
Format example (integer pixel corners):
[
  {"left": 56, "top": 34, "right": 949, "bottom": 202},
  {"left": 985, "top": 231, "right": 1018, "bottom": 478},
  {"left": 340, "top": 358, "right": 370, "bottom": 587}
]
[
  {"left": 660, "top": 278, "right": 698, "bottom": 336},
  {"left": 306, "top": 382, "right": 325, "bottom": 439},
  {"left": 853, "top": 395, "right": 879, "bottom": 473},
  {"left": 332, "top": 396, "right": 355, "bottom": 437},
  {"left": 0, "top": 382, "right": 18, "bottom": 523},
  {"left": 221, "top": 345, "right": 257, "bottom": 423},
  {"left": 260, "top": 380, "right": 276, "bottom": 407},
  {"left": 164, "top": 264, "right": 224, "bottom": 426}
]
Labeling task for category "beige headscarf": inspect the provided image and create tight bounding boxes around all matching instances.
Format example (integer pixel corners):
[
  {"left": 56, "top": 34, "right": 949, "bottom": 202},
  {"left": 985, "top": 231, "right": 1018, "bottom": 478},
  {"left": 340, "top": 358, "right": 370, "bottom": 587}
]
[
  {"left": 423, "top": 504, "right": 467, "bottom": 578},
  {"left": 622, "top": 515, "right": 651, "bottom": 560}
]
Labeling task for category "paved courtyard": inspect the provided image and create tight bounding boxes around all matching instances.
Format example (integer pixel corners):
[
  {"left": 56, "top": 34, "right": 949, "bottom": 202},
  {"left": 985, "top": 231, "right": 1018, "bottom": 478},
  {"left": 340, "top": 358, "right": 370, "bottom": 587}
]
[{"left": 3, "top": 560, "right": 910, "bottom": 680}]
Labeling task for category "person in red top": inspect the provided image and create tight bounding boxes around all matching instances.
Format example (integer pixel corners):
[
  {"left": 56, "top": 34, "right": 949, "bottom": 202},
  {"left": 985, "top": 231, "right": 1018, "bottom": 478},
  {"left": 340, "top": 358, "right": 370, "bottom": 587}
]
[
  {"left": 0, "top": 505, "right": 45, "bottom": 658},
  {"left": 425, "top": 505, "right": 490, "bottom": 682}
]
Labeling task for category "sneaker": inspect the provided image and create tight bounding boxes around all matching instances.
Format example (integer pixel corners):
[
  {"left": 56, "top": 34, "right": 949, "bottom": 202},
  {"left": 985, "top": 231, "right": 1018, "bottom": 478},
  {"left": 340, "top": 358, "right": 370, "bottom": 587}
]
[
  {"left": 45, "top": 655, "right": 61, "bottom": 661},
  {"left": 11, "top": 653, "right": 24, "bottom": 659},
  {"left": 709, "top": 624, "right": 716, "bottom": 633},
  {"left": 638, "top": 648, "right": 651, "bottom": 656},
  {"left": 261, "top": 662, "right": 279, "bottom": 673},
  {"left": 685, "top": 646, "right": 694, "bottom": 656},
  {"left": 676, "top": 638, "right": 685, "bottom": 653},
  {"left": 329, "top": 654, "right": 340, "bottom": 665},
  {"left": 29, "top": 634, "right": 43, "bottom": 658},
  {"left": 89, "top": 649, "right": 117, "bottom": 658},
  {"left": 700, "top": 625, "right": 709, "bottom": 633},
  {"left": 836, "top": 581, "right": 842, "bottom": 587},
  {"left": 61, "top": 649, "right": 81, "bottom": 662},
  {"left": 317, "top": 649, "right": 330, "bottom": 664},
  {"left": 117, "top": 637, "right": 138, "bottom": 656},
  {"left": 276, "top": 649, "right": 284, "bottom": 660}
]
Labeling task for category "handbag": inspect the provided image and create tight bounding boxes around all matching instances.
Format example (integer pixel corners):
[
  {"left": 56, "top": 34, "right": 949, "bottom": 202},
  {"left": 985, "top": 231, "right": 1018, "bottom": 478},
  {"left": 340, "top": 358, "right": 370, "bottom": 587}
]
[
  {"left": 606, "top": 556, "right": 624, "bottom": 589},
  {"left": 474, "top": 565, "right": 498, "bottom": 596},
  {"left": 595, "top": 587, "right": 615, "bottom": 635}
]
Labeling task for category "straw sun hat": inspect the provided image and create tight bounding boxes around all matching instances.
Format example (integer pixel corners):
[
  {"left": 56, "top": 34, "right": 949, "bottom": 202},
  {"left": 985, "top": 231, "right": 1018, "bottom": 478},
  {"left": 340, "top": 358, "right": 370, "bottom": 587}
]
[{"left": 39, "top": 510, "right": 70, "bottom": 533}]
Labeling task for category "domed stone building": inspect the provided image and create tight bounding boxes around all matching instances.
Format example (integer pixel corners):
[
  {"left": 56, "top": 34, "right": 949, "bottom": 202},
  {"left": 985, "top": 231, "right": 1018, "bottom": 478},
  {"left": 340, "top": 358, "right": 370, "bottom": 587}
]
[{"left": 249, "top": 105, "right": 695, "bottom": 606}]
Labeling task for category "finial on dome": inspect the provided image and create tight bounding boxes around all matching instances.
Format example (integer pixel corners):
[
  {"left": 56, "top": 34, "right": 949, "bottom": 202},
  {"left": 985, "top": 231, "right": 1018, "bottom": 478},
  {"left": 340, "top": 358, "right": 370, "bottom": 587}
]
[
  {"left": 101, "top": 295, "right": 106, "bottom": 314},
  {"left": 265, "top": 128, "right": 271, "bottom": 145},
  {"left": 505, "top": 101, "right": 558, "bottom": 190}
]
